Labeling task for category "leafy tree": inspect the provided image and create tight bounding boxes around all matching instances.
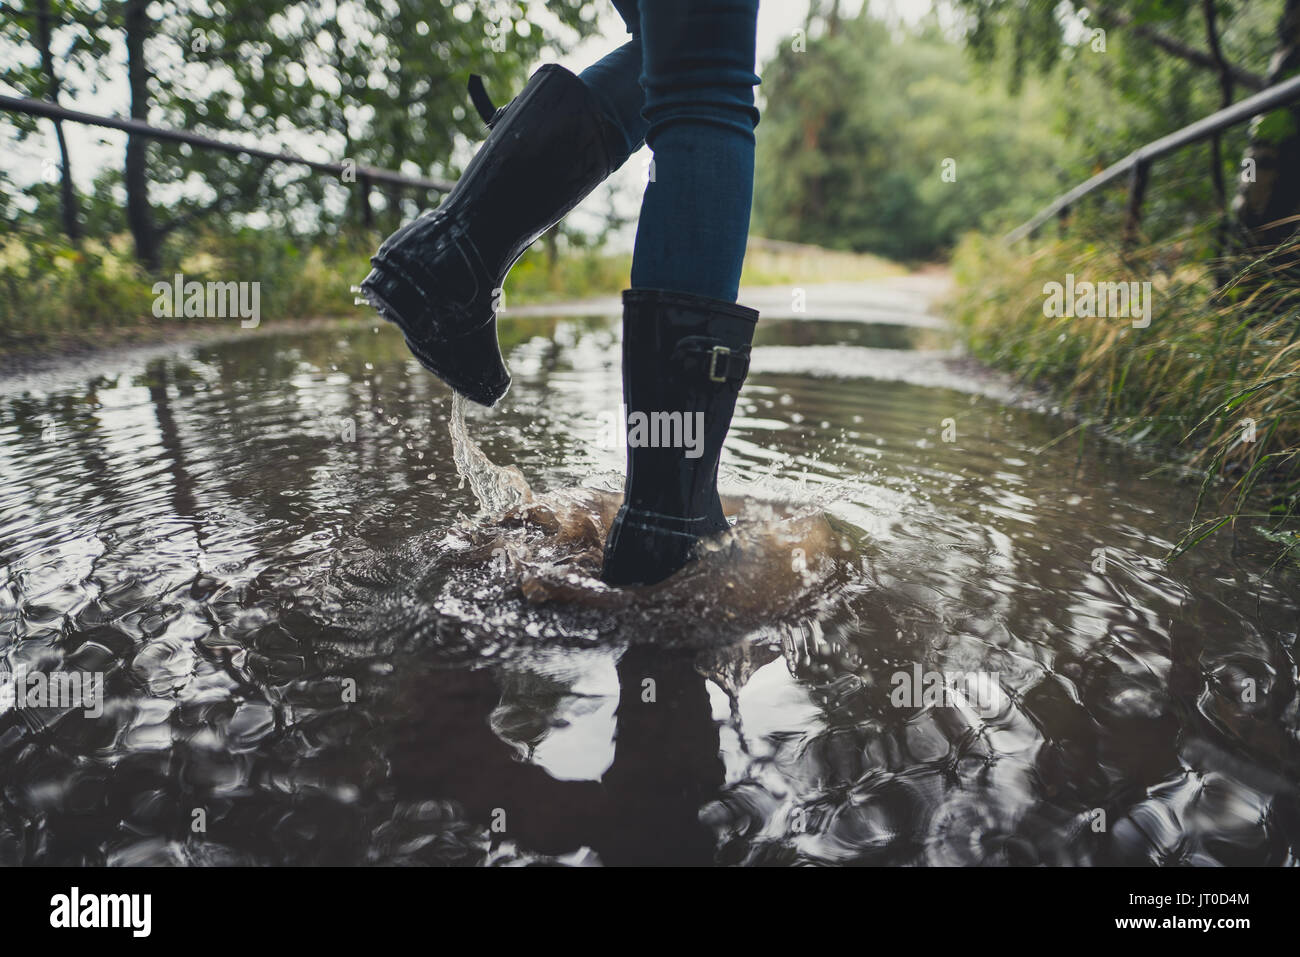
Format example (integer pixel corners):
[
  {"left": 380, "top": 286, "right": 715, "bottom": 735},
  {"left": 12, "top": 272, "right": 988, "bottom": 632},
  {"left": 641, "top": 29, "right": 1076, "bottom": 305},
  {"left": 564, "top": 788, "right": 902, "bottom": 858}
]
[
  {"left": 754, "top": 9, "right": 1070, "bottom": 260},
  {"left": 0, "top": 0, "right": 112, "bottom": 240},
  {"left": 950, "top": 0, "right": 1296, "bottom": 249},
  {"left": 3, "top": 0, "right": 602, "bottom": 266}
]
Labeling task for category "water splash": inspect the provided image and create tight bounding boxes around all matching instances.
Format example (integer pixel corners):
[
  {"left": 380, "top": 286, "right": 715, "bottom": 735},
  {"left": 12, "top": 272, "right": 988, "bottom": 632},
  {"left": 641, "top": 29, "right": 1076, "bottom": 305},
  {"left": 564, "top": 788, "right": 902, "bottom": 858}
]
[
  {"left": 309, "top": 392, "right": 851, "bottom": 655},
  {"left": 449, "top": 391, "right": 533, "bottom": 514}
]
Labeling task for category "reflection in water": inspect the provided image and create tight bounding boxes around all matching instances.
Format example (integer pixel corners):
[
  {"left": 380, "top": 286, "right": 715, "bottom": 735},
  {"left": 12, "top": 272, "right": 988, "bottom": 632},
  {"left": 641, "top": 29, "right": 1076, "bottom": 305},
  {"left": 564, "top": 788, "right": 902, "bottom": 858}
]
[
  {"left": 389, "top": 644, "right": 722, "bottom": 865},
  {"left": 0, "top": 312, "right": 1297, "bottom": 866}
]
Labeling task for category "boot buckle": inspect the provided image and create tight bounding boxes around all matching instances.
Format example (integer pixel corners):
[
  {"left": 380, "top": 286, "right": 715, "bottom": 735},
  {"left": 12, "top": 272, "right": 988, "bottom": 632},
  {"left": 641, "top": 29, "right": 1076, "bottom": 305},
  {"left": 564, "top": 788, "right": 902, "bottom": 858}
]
[{"left": 708, "top": 345, "right": 732, "bottom": 382}]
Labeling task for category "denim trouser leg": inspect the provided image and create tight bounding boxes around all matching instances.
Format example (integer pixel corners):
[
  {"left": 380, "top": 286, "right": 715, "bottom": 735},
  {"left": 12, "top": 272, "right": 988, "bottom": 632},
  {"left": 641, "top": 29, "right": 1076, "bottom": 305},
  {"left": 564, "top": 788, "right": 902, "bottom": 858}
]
[
  {"left": 578, "top": 40, "right": 647, "bottom": 167},
  {"left": 578, "top": 0, "right": 761, "bottom": 304}
]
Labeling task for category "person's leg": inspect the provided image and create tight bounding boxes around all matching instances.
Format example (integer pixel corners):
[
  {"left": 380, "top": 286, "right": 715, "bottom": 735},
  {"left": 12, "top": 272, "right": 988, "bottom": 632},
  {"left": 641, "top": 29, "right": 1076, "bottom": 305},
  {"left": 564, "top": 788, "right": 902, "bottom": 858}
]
[
  {"left": 600, "top": 0, "right": 762, "bottom": 586},
  {"left": 631, "top": 0, "right": 761, "bottom": 302},
  {"left": 578, "top": 56, "right": 647, "bottom": 167},
  {"left": 577, "top": 0, "right": 647, "bottom": 167}
]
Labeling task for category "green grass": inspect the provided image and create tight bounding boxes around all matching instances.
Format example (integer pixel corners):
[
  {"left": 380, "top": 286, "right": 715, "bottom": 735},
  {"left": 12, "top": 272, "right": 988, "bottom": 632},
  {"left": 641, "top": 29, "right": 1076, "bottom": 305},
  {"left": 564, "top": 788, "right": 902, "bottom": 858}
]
[
  {"left": 0, "top": 226, "right": 626, "bottom": 356},
  {"left": 948, "top": 228, "right": 1300, "bottom": 567},
  {"left": 0, "top": 227, "right": 903, "bottom": 358}
]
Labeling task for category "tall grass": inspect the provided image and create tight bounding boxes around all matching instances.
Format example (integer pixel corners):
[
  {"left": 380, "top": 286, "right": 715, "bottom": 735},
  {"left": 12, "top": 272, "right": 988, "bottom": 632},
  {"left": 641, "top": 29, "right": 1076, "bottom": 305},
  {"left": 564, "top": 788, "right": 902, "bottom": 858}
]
[
  {"left": 946, "top": 224, "right": 1300, "bottom": 564},
  {"left": 949, "top": 227, "right": 1300, "bottom": 566}
]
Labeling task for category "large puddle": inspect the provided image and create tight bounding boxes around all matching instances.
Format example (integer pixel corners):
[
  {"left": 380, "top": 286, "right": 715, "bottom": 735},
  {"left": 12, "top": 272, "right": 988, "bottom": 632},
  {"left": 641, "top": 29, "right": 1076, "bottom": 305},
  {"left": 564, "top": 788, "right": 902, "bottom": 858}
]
[{"left": 1, "top": 298, "right": 1296, "bottom": 865}]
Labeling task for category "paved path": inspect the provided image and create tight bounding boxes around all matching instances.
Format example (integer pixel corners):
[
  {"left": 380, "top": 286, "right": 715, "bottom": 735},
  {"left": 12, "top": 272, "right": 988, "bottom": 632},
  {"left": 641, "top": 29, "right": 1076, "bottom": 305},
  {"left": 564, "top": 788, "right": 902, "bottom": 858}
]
[{"left": 503, "top": 271, "right": 952, "bottom": 327}]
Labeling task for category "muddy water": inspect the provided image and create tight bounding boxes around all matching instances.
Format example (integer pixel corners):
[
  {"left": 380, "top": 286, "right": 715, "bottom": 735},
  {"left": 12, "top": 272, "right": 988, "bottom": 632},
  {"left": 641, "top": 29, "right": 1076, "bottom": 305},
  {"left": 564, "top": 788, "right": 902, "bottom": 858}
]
[{"left": 0, "top": 299, "right": 1296, "bottom": 866}]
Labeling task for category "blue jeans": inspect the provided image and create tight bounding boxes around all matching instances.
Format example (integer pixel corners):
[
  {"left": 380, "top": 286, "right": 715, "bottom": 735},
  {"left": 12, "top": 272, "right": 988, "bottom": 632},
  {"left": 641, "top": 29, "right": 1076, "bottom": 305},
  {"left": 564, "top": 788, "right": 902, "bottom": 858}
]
[{"left": 578, "top": 0, "right": 761, "bottom": 304}]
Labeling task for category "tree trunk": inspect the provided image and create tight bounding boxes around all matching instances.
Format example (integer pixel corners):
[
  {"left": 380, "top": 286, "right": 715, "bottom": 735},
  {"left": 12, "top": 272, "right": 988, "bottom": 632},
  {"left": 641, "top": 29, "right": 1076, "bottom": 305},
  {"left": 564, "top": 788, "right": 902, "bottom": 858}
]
[
  {"left": 124, "top": 0, "right": 160, "bottom": 269},
  {"left": 34, "top": 0, "right": 80, "bottom": 241},
  {"left": 1232, "top": 0, "right": 1300, "bottom": 250},
  {"left": 1202, "top": 0, "right": 1234, "bottom": 269}
]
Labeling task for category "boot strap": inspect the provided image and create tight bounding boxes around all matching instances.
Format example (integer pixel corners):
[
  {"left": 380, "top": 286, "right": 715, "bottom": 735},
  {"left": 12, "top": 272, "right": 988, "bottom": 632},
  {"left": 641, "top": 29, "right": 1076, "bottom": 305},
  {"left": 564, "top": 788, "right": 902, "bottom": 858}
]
[
  {"left": 674, "top": 337, "right": 751, "bottom": 387},
  {"left": 615, "top": 506, "right": 717, "bottom": 538},
  {"left": 467, "top": 74, "right": 508, "bottom": 129}
]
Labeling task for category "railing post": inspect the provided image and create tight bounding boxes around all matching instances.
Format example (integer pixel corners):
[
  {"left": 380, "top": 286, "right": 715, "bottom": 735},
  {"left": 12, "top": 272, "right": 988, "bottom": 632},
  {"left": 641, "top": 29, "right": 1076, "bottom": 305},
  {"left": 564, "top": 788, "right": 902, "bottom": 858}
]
[
  {"left": 1122, "top": 159, "right": 1150, "bottom": 247},
  {"left": 1057, "top": 203, "right": 1071, "bottom": 238},
  {"left": 1000, "top": 74, "right": 1300, "bottom": 246}
]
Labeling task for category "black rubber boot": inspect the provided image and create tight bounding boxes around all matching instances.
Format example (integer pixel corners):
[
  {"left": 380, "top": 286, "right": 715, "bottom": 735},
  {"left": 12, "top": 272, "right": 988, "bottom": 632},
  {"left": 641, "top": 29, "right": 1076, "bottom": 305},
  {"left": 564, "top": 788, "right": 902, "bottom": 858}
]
[
  {"left": 601, "top": 289, "right": 759, "bottom": 586},
  {"left": 359, "top": 65, "right": 623, "bottom": 406}
]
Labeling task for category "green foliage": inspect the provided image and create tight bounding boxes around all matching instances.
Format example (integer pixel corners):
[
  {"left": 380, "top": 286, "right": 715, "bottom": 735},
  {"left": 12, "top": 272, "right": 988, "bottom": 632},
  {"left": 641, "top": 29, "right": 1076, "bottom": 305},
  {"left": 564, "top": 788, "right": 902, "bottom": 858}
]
[
  {"left": 0, "top": 228, "right": 151, "bottom": 342},
  {"left": 942, "top": 0, "right": 1300, "bottom": 563},
  {"left": 949, "top": 228, "right": 1300, "bottom": 565},
  {"left": 1, "top": 0, "right": 603, "bottom": 237},
  {"left": 753, "top": 12, "right": 1072, "bottom": 260},
  {"left": 0, "top": 224, "right": 633, "bottom": 353},
  {"left": 948, "top": 0, "right": 1294, "bottom": 239},
  {"left": 955, "top": 1, "right": 1277, "bottom": 90},
  {"left": 753, "top": 1, "right": 1290, "bottom": 261}
]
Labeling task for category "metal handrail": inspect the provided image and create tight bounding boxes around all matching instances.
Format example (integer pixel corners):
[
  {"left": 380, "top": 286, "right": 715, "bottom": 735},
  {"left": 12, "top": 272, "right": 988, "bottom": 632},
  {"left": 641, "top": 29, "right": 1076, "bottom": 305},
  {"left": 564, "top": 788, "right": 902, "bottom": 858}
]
[
  {"left": 1004, "top": 73, "right": 1300, "bottom": 244},
  {"left": 0, "top": 93, "right": 455, "bottom": 193}
]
